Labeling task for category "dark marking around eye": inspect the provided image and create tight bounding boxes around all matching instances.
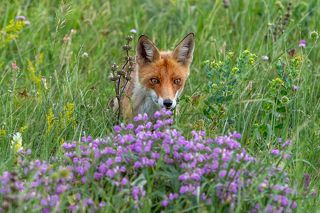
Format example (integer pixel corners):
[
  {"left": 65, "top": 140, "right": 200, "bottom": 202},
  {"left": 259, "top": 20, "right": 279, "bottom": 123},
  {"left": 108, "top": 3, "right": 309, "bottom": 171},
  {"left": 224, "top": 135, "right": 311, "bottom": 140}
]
[
  {"left": 174, "top": 79, "right": 181, "bottom": 85},
  {"left": 150, "top": 78, "right": 160, "bottom": 84}
]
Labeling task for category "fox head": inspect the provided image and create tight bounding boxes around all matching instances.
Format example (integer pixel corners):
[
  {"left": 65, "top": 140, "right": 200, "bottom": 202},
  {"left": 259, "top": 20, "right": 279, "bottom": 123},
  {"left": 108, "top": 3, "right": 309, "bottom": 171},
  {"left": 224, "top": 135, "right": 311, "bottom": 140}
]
[{"left": 135, "top": 33, "right": 195, "bottom": 110}]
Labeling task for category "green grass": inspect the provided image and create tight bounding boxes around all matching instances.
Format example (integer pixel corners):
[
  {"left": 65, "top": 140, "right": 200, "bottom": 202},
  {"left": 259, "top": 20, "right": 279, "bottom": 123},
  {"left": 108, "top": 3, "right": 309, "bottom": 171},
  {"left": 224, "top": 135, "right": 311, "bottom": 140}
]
[{"left": 1, "top": 0, "right": 320, "bottom": 212}]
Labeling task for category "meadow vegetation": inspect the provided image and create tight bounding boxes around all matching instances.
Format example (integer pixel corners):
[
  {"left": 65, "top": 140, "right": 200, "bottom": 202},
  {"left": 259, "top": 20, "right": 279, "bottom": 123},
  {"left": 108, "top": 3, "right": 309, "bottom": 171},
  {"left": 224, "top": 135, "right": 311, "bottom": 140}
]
[{"left": 0, "top": 0, "right": 319, "bottom": 212}]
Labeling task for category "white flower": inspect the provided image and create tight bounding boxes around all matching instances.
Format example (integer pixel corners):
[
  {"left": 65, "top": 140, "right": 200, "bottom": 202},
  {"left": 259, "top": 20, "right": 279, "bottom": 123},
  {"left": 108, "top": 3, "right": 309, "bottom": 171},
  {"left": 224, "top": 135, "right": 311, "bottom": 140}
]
[
  {"left": 81, "top": 52, "right": 89, "bottom": 58},
  {"left": 130, "top": 29, "right": 137, "bottom": 34},
  {"left": 70, "top": 29, "right": 77, "bottom": 35},
  {"left": 24, "top": 20, "right": 31, "bottom": 26},
  {"left": 11, "top": 132, "right": 23, "bottom": 152},
  {"left": 41, "top": 77, "right": 48, "bottom": 90},
  {"left": 261, "top": 55, "right": 269, "bottom": 61}
]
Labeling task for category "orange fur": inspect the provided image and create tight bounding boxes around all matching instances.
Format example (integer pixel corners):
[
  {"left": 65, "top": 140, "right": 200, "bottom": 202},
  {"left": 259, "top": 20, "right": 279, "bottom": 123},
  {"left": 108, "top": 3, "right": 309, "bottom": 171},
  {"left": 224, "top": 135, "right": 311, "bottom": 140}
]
[{"left": 138, "top": 53, "right": 189, "bottom": 101}]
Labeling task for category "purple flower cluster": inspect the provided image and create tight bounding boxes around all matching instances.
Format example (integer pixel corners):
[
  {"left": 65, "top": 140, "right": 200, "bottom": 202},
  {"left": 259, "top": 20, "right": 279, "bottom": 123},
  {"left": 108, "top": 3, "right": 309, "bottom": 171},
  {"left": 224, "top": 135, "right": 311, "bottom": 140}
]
[
  {"left": 271, "top": 138, "right": 292, "bottom": 159},
  {"left": 0, "top": 149, "right": 75, "bottom": 212},
  {"left": 0, "top": 109, "right": 296, "bottom": 212}
]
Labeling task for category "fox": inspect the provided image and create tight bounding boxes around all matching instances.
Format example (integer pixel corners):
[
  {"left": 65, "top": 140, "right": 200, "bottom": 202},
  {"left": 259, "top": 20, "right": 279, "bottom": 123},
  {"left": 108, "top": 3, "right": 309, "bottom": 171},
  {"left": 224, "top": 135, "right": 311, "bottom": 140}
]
[{"left": 118, "top": 33, "right": 195, "bottom": 119}]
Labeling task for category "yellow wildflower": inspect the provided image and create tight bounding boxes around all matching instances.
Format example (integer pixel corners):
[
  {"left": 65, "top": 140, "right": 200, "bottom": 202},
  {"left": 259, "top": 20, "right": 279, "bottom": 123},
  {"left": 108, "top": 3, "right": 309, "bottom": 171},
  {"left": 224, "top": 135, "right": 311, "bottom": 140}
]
[
  {"left": 227, "top": 51, "right": 234, "bottom": 58},
  {"left": 273, "top": 77, "right": 284, "bottom": 86},
  {"left": 203, "top": 60, "right": 210, "bottom": 64},
  {"left": 291, "top": 56, "right": 303, "bottom": 67},
  {"left": 232, "top": 67, "right": 239, "bottom": 73},
  {"left": 65, "top": 103, "right": 75, "bottom": 122},
  {"left": 19, "top": 125, "right": 28, "bottom": 133},
  {"left": 47, "top": 108, "right": 55, "bottom": 132},
  {"left": 0, "top": 129, "right": 6, "bottom": 136},
  {"left": 250, "top": 53, "right": 257, "bottom": 59},
  {"left": 249, "top": 57, "right": 255, "bottom": 65},
  {"left": 243, "top": 49, "right": 250, "bottom": 55},
  {"left": 27, "top": 60, "right": 41, "bottom": 87},
  {"left": 0, "top": 19, "right": 26, "bottom": 47},
  {"left": 60, "top": 102, "right": 76, "bottom": 128},
  {"left": 210, "top": 60, "right": 223, "bottom": 69}
]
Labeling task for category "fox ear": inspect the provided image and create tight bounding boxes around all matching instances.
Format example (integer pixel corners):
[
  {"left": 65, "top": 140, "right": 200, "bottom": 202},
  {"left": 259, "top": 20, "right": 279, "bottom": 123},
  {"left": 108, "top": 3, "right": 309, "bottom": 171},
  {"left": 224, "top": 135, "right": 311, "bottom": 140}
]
[
  {"left": 136, "top": 35, "right": 160, "bottom": 64},
  {"left": 173, "top": 33, "right": 195, "bottom": 66}
]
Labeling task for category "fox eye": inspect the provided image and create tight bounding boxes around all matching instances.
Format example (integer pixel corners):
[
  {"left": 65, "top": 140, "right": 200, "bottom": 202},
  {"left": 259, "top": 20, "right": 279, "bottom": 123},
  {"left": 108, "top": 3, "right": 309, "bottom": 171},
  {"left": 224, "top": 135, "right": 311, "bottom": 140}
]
[
  {"left": 150, "top": 78, "right": 160, "bottom": 84},
  {"left": 174, "top": 78, "right": 181, "bottom": 85}
]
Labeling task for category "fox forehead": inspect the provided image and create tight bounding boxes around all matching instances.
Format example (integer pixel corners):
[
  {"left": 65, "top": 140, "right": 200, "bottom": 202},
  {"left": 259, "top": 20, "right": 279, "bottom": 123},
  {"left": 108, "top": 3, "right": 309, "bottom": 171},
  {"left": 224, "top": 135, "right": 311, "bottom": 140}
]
[{"left": 138, "top": 52, "right": 189, "bottom": 85}]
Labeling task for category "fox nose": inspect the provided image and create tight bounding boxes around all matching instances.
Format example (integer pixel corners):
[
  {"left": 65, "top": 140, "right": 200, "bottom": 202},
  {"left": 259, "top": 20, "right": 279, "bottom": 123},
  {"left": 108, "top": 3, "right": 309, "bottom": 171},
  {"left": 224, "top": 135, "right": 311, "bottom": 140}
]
[{"left": 163, "top": 99, "right": 173, "bottom": 108}]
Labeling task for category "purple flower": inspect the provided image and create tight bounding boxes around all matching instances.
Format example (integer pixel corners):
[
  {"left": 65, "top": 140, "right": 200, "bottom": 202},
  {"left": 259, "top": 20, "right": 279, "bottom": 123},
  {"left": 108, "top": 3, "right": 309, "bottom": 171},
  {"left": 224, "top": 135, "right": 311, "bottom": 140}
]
[
  {"left": 131, "top": 186, "right": 145, "bottom": 201},
  {"left": 229, "top": 182, "right": 238, "bottom": 193},
  {"left": 42, "top": 208, "right": 50, "bottom": 213},
  {"left": 281, "top": 139, "right": 292, "bottom": 148},
  {"left": 121, "top": 177, "right": 128, "bottom": 186},
  {"left": 168, "top": 193, "right": 179, "bottom": 200},
  {"left": 178, "top": 173, "right": 189, "bottom": 181},
  {"left": 190, "top": 173, "right": 201, "bottom": 181},
  {"left": 280, "top": 196, "right": 289, "bottom": 207},
  {"left": 292, "top": 85, "right": 300, "bottom": 91},
  {"left": 15, "top": 15, "right": 26, "bottom": 21},
  {"left": 133, "top": 161, "right": 142, "bottom": 169},
  {"left": 266, "top": 204, "right": 274, "bottom": 213},
  {"left": 211, "top": 161, "right": 219, "bottom": 170},
  {"left": 41, "top": 198, "right": 48, "bottom": 206},
  {"left": 26, "top": 149, "right": 32, "bottom": 155},
  {"left": 142, "top": 113, "right": 148, "bottom": 120},
  {"left": 291, "top": 201, "right": 297, "bottom": 209},
  {"left": 55, "top": 184, "right": 68, "bottom": 195},
  {"left": 230, "top": 132, "right": 241, "bottom": 139},
  {"left": 133, "top": 114, "right": 144, "bottom": 122},
  {"left": 81, "top": 136, "right": 93, "bottom": 143},
  {"left": 115, "top": 156, "right": 122, "bottom": 163},
  {"left": 106, "top": 169, "right": 115, "bottom": 178},
  {"left": 98, "top": 163, "right": 107, "bottom": 174},
  {"left": 145, "top": 122, "right": 152, "bottom": 129},
  {"left": 81, "top": 176, "right": 86, "bottom": 183},
  {"left": 76, "top": 193, "right": 81, "bottom": 200},
  {"left": 218, "top": 170, "right": 227, "bottom": 178},
  {"left": 161, "top": 199, "right": 169, "bottom": 207},
  {"left": 151, "top": 152, "right": 160, "bottom": 159},
  {"left": 304, "top": 173, "right": 311, "bottom": 189},
  {"left": 75, "top": 166, "right": 85, "bottom": 176},
  {"left": 153, "top": 111, "right": 161, "bottom": 118},
  {"left": 85, "top": 198, "right": 94, "bottom": 206},
  {"left": 126, "top": 123, "right": 134, "bottom": 130},
  {"left": 179, "top": 185, "right": 189, "bottom": 194},
  {"left": 164, "top": 109, "right": 173, "bottom": 116},
  {"left": 183, "top": 153, "right": 193, "bottom": 161},
  {"left": 271, "top": 149, "right": 280, "bottom": 155},
  {"left": 63, "top": 142, "right": 76, "bottom": 149},
  {"left": 299, "top": 39, "right": 306, "bottom": 47},
  {"left": 94, "top": 172, "right": 103, "bottom": 180},
  {"left": 114, "top": 125, "right": 121, "bottom": 133},
  {"left": 106, "top": 158, "right": 113, "bottom": 166},
  {"left": 49, "top": 195, "right": 60, "bottom": 207}
]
